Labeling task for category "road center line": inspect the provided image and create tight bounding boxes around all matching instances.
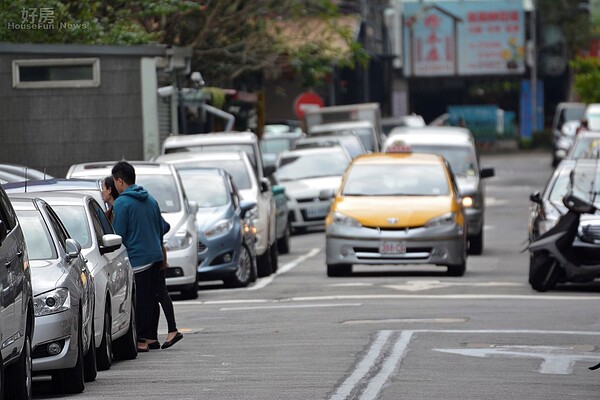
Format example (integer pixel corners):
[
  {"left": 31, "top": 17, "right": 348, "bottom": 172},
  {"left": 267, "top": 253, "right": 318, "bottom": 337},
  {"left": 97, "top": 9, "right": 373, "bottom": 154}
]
[
  {"left": 330, "top": 330, "right": 393, "bottom": 400},
  {"left": 219, "top": 303, "right": 361, "bottom": 311}
]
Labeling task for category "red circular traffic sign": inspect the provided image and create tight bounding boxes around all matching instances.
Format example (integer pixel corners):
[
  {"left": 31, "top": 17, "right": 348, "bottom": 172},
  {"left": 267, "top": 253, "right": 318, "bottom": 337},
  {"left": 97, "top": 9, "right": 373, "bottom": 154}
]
[{"left": 293, "top": 92, "right": 324, "bottom": 119}]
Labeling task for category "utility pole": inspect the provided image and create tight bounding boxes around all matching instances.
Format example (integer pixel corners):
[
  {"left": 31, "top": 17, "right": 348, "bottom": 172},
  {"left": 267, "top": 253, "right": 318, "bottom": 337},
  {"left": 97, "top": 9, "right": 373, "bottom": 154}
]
[
  {"left": 530, "top": 0, "right": 537, "bottom": 133},
  {"left": 360, "top": 0, "right": 370, "bottom": 102}
]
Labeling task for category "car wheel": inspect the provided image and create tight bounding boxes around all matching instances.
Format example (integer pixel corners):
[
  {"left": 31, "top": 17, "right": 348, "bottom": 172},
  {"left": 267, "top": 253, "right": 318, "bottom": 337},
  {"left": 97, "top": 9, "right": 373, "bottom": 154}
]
[
  {"left": 96, "top": 307, "right": 112, "bottom": 371},
  {"left": 224, "top": 244, "right": 252, "bottom": 288},
  {"left": 277, "top": 222, "right": 291, "bottom": 254},
  {"left": 180, "top": 278, "right": 199, "bottom": 300},
  {"left": 468, "top": 229, "right": 484, "bottom": 255},
  {"left": 327, "top": 264, "right": 352, "bottom": 277},
  {"left": 447, "top": 261, "right": 466, "bottom": 276},
  {"left": 53, "top": 320, "right": 85, "bottom": 394},
  {"left": 270, "top": 243, "right": 278, "bottom": 273},
  {"left": 257, "top": 246, "right": 272, "bottom": 277},
  {"left": 112, "top": 298, "right": 138, "bottom": 361},
  {"left": 529, "top": 251, "right": 560, "bottom": 292},
  {"left": 5, "top": 327, "right": 32, "bottom": 400},
  {"left": 83, "top": 320, "right": 97, "bottom": 382}
]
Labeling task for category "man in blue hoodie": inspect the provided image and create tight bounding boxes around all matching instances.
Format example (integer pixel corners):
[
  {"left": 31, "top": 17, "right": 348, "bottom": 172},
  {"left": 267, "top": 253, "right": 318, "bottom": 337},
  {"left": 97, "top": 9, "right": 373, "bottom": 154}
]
[{"left": 111, "top": 161, "right": 165, "bottom": 352}]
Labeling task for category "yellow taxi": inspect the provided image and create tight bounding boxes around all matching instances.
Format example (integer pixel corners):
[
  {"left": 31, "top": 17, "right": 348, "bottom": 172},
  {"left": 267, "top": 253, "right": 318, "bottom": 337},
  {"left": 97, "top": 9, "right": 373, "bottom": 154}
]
[{"left": 324, "top": 150, "right": 467, "bottom": 276}]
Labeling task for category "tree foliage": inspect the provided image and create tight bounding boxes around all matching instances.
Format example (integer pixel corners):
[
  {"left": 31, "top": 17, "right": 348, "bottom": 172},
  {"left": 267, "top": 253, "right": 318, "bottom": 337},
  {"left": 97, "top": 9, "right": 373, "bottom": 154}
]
[
  {"left": 570, "top": 56, "right": 600, "bottom": 103},
  {"left": 1, "top": 0, "right": 366, "bottom": 88},
  {"left": 538, "top": 0, "right": 591, "bottom": 56}
]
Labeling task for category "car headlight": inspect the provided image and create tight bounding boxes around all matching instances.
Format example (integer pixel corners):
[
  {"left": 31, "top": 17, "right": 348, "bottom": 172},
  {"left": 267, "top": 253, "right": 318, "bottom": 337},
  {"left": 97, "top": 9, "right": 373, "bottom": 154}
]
[
  {"left": 331, "top": 212, "right": 362, "bottom": 228},
  {"left": 205, "top": 219, "right": 234, "bottom": 238},
  {"left": 462, "top": 196, "right": 474, "bottom": 208},
  {"left": 34, "top": 288, "right": 70, "bottom": 317},
  {"left": 538, "top": 205, "right": 561, "bottom": 235},
  {"left": 425, "top": 212, "right": 456, "bottom": 227},
  {"left": 165, "top": 228, "right": 194, "bottom": 250}
]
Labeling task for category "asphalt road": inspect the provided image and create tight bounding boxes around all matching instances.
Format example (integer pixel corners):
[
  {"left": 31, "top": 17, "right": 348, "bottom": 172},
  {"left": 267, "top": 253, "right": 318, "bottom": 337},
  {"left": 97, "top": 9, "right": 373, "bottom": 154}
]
[{"left": 33, "top": 150, "right": 600, "bottom": 400}]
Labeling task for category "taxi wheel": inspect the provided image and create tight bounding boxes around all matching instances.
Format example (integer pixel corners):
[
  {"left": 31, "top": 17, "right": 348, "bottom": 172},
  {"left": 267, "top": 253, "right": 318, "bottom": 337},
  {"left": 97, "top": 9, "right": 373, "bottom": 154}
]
[{"left": 327, "top": 264, "right": 352, "bottom": 277}]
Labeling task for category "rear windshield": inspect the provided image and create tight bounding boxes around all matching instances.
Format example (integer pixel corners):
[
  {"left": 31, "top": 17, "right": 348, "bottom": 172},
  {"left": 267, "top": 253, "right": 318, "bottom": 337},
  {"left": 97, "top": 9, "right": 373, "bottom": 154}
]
[
  {"left": 15, "top": 210, "right": 57, "bottom": 260},
  {"left": 409, "top": 144, "right": 478, "bottom": 177},
  {"left": 342, "top": 163, "right": 449, "bottom": 196},
  {"left": 178, "top": 173, "right": 230, "bottom": 208}
]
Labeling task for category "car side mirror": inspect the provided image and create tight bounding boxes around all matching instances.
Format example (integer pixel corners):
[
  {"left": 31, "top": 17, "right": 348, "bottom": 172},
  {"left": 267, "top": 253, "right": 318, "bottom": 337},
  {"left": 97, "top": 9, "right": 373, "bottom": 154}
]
[
  {"left": 260, "top": 178, "right": 271, "bottom": 193},
  {"left": 529, "top": 191, "right": 542, "bottom": 204},
  {"left": 240, "top": 200, "right": 257, "bottom": 215},
  {"left": 272, "top": 185, "right": 285, "bottom": 196},
  {"left": 188, "top": 200, "right": 199, "bottom": 214},
  {"left": 65, "top": 238, "right": 82, "bottom": 260},
  {"left": 0, "top": 220, "right": 7, "bottom": 244},
  {"left": 319, "top": 188, "right": 335, "bottom": 200},
  {"left": 100, "top": 234, "right": 122, "bottom": 255},
  {"left": 480, "top": 167, "right": 495, "bottom": 179},
  {"left": 264, "top": 164, "right": 276, "bottom": 177}
]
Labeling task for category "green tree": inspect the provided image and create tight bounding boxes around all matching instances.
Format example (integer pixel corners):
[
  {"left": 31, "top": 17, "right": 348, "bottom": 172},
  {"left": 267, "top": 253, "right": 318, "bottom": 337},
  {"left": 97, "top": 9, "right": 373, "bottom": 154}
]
[
  {"left": 570, "top": 56, "right": 600, "bottom": 103},
  {"left": 538, "top": 0, "right": 591, "bottom": 56}
]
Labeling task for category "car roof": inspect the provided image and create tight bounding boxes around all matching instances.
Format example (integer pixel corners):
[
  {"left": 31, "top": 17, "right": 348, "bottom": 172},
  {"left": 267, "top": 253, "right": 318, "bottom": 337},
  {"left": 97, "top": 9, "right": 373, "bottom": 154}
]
[
  {"left": 6, "top": 196, "right": 39, "bottom": 211},
  {"left": 388, "top": 126, "right": 473, "bottom": 138},
  {"left": 385, "top": 130, "right": 474, "bottom": 147},
  {"left": 67, "top": 161, "right": 173, "bottom": 178},
  {"left": 352, "top": 152, "right": 445, "bottom": 166},
  {"left": 310, "top": 121, "right": 374, "bottom": 133},
  {"left": 278, "top": 146, "right": 349, "bottom": 158},
  {"left": 175, "top": 166, "right": 228, "bottom": 177},
  {"left": 3, "top": 178, "right": 100, "bottom": 192},
  {"left": 162, "top": 132, "right": 258, "bottom": 148},
  {"left": 155, "top": 151, "right": 248, "bottom": 164},
  {"left": 0, "top": 163, "right": 53, "bottom": 180},
  {"left": 7, "top": 190, "right": 96, "bottom": 206}
]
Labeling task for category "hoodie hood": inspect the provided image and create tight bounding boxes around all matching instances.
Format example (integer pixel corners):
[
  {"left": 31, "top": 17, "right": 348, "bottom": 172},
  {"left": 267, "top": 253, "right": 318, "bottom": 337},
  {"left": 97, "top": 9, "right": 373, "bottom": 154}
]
[{"left": 121, "top": 184, "right": 149, "bottom": 201}]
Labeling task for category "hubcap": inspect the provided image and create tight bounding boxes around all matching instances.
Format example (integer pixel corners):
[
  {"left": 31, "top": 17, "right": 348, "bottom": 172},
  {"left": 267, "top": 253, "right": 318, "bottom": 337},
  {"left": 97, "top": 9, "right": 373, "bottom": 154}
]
[{"left": 236, "top": 247, "right": 251, "bottom": 283}]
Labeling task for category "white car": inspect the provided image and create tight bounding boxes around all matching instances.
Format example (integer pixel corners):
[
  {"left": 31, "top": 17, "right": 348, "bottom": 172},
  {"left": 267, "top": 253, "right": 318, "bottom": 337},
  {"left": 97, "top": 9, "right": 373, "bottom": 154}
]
[
  {"left": 275, "top": 146, "right": 352, "bottom": 232},
  {"left": 11, "top": 192, "right": 137, "bottom": 371},
  {"left": 66, "top": 161, "right": 200, "bottom": 299},
  {"left": 155, "top": 151, "right": 278, "bottom": 277}
]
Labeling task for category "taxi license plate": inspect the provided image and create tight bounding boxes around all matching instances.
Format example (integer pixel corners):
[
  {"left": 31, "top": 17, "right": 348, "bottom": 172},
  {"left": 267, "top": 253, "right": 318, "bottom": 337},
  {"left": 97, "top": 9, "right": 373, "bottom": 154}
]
[
  {"left": 306, "top": 207, "right": 329, "bottom": 218},
  {"left": 379, "top": 240, "right": 406, "bottom": 254}
]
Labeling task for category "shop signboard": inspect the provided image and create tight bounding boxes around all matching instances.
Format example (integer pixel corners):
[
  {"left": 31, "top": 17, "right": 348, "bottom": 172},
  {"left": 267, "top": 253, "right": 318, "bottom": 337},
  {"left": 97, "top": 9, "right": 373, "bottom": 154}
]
[{"left": 403, "top": 0, "right": 525, "bottom": 77}]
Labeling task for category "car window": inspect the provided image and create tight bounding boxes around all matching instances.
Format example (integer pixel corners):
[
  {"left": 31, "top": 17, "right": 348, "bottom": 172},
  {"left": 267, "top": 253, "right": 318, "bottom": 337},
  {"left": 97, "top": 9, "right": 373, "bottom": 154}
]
[
  {"left": 409, "top": 144, "right": 478, "bottom": 177},
  {"left": 171, "top": 160, "right": 252, "bottom": 190},
  {"left": 0, "top": 189, "right": 17, "bottom": 230},
  {"left": 558, "top": 107, "right": 585, "bottom": 129},
  {"left": 51, "top": 205, "right": 92, "bottom": 249},
  {"left": 45, "top": 205, "right": 70, "bottom": 252},
  {"left": 342, "top": 163, "right": 450, "bottom": 196},
  {"left": 178, "top": 173, "right": 230, "bottom": 208},
  {"left": 135, "top": 175, "right": 181, "bottom": 213},
  {"left": 570, "top": 137, "right": 600, "bottom": 159},
  {"left": 88, "top": 199, "right": 112, "bottom": 243},
  {"left": 15, "top": 210, "right": 56, "bottom": 260},
  {"left": 275, "top": 151, "right": 350, "bottom": 181},
  {"left": 549, "top": 166, "right": 600, "bottom": 205}
]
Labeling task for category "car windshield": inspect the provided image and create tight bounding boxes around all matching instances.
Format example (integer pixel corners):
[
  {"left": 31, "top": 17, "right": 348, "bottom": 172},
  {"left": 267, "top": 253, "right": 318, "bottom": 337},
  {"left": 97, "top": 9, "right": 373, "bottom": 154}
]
[
  {"left": 51, "top": 205, "right": 92, "bottom": 248},
  {"left": 135, "top": 175, "right": 181, "bottom": 213},
  {"left": 342, "top": 164, "right": 450, "bottom": 196},
  {"left": 297, "top": 137, "right": 365, "bottom": 159},
  {"left": 559, "top": 107, "right": 585, "bottom": 128},
  {"left": 313, "top": 128, "right": 375, "bottom": 152},
  {"left": 171, "top": 160, "right": 251, "bottom": 190},
  {"left": 409, "top": 144, "right": 478, "bottom": 176},
  {"left": 15, "top": 210, "right": 57, "bottom": 260},
  {"left": 569, "top": 137, "right": 600, "bottom": 159},
  {"left": 260, "top": 138, "right": 292, "bottom": 155},
  {"left": 275, "top": 151, "right": 350, "bottom": 181},
  {"left": 178, "top": 173, "right": 229, "bottom": 208},
  {"left": 165, "top": 144, "right": 257, "bottom": 170},
  {"left": 549, "top": 165, "right": 600, "bottom": 206},
  {"left": 588, "top": 114, "right": 600, "bottom": 131}
]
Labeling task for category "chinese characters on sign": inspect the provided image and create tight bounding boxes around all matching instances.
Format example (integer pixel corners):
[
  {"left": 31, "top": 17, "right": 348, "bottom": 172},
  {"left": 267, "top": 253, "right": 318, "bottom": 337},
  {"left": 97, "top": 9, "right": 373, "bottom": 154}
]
[
  {"left": 7, "top": 7, "right": 90, "bottom": 31},
  {"left": 403, "top": 0, "right": 525, "bottom": 77}
]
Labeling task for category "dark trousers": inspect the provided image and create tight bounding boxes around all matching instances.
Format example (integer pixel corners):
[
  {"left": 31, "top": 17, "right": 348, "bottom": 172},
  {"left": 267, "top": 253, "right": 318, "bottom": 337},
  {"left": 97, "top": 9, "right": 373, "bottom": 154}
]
[
  {"left": 134, "top": 261, "right": 161, "bottom": 342},
  {"left": 148, "top": 269, "right": 178, "bottom": 340}
]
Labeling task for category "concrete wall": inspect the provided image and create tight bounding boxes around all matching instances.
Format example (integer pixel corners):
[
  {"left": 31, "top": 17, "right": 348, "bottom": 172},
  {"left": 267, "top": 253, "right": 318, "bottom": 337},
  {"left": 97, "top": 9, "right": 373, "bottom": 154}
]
[{"left": 0, "top": 54, "right": 144, "bottom": 177}]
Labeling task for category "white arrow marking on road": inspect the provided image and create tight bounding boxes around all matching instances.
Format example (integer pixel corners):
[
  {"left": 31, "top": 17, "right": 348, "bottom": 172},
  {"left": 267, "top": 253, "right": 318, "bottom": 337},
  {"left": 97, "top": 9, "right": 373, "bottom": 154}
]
[
  {"left": 384, "top": 280, "right": 524, "bottom": 292},
  {"left": 434, "top": 345, "right": 600, "bottom": 375}
]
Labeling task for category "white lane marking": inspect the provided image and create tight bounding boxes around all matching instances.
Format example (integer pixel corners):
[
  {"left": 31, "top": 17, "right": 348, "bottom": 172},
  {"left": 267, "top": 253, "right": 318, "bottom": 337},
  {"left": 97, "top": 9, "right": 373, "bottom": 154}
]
[
  {"left": 328, "top": 283, "right": 374, "bottom": 287},
  {"left": 434, "top": 345, "right": 600, "bottom": 375},
  {"left": 384, "top": 280, "right": 524, "bottom": 292},
  {"left": 361, "top": 331, "right": 414, "bottom": 400},
  {"left": 330, "top": 330, "right": 393, "bottom": 400},
  {"left": 248, "top": 248, "right": 321, "bottom": 290},
  {"left": 219, "top": 303, "right": 361, "bottom": 311},
  {"left": 176, "top": 293, "right": 600, "bottom": 306},
  {"left": 343, "top": 318, "right": 468, "bottom": 325},
  {"left": 486, "top": 197, "right": 508, "bottom": 206}
]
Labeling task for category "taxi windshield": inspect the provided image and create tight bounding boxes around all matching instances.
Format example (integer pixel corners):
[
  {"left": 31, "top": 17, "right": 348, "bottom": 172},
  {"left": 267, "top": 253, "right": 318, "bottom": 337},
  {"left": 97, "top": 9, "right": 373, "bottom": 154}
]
[{"left": 342, "top": 163, "right": 450, "bottom": 196}]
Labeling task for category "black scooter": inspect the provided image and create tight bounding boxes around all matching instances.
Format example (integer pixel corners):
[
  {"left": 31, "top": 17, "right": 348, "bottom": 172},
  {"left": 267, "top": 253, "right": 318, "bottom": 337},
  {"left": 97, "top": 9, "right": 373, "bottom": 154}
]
[{"left": 528, "top": 193, "right": 600, "bottom": 292}]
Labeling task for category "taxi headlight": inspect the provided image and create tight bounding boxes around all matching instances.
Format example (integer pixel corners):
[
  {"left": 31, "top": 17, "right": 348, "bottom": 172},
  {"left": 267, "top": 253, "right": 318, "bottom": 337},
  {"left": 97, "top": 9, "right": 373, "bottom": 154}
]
[
  {"left": 331, "top": 212, "right": 362, "bottom": 228},
  {"left": 425, "top": 212, "right": 456, "bottom": 228},
  {"left": 34, "top": 288, "right": 70, "bottom": 316},
  {"left": 205, "top": 219, "right": 234, "bottom": 238},
  {"left": 165, "top": 228, "right": 194, "bottom": 250}
]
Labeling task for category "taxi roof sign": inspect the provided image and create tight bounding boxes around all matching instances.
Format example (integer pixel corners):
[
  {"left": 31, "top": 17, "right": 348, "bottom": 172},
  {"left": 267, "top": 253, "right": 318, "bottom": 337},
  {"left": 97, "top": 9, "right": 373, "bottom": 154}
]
[{"left": 385, "top": 139, "right": 412, "bottom": 154}]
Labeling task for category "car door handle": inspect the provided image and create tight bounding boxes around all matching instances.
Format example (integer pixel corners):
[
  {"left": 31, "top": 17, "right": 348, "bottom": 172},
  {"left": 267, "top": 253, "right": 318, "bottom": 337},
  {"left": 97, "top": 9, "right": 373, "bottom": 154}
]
[{"left": 16, "top": 251, "right": 23, "bottom": 258}]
